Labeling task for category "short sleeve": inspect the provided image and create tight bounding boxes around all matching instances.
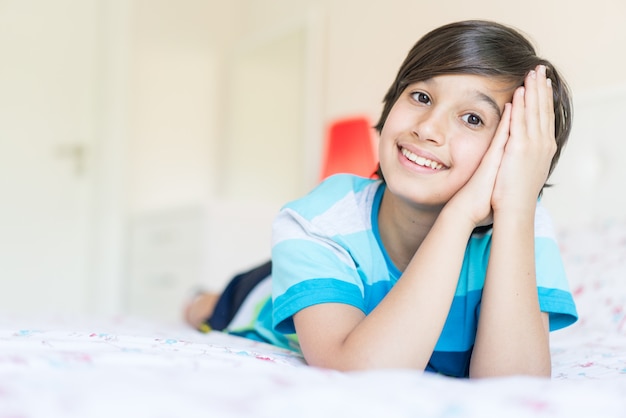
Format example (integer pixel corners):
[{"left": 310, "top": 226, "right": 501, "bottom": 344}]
[
  {"left": 271, "top": 207, "right": 367, "bottom": 334},
  {"left": 534, "top": 204, "right": 578, "bottom": 330}
]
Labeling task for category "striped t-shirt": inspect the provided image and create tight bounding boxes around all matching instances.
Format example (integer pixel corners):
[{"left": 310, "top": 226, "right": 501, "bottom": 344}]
[{"left": 254, "top": 174, "right": 578, "bottom": 377}]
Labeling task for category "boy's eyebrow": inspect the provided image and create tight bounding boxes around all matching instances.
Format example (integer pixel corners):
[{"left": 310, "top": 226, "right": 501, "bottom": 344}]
[
  {"left": 474, "top": 91, "right": 503, "bottom": 119},
  {"left": 418, "top": 78, "right": 505, "bottom": 119}
]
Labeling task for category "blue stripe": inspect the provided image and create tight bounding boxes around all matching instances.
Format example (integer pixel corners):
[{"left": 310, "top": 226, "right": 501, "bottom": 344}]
[
  {"left": 273, "top": 273, "right": 483, "bottom": 353},
  {"left": 427, "top": 350, "right": 472, "bottom": 378},
  {"left": 366, "top": 282, "right": 482, "bottom": 351},
  {"left": 437, "top": 290, "right": 482, "bottom": 351},
  {"left": 538, "top": 287, "right": 578, "bottom": 331},
  {"left": 459, "top": 231, "right": 491, "bottom": 294},
  {"left": 272, "top": 239, "right": 361, "bottom": 296},
  {"left": 273, "top": 279, "right": 366, "bottom": 334}
]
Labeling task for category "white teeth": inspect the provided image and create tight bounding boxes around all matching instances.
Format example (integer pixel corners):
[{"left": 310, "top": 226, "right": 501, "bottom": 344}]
[{"left": 401, "top": 148, "right": 444, "bottom": 170}]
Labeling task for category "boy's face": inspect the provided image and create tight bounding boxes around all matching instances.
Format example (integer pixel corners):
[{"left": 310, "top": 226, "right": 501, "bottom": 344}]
[{"left": 378, "top": 73, "right": 514, "bottom": 209}]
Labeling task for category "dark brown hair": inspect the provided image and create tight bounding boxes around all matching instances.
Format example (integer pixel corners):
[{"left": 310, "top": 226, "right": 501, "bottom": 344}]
[{"left": 374, "top": 20, "right": 572, "bottom": 190}]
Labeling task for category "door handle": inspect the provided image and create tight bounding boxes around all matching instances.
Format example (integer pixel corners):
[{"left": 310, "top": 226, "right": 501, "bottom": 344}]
[{"left": 55, "top": 143, "right": 87, "bottom": 177}]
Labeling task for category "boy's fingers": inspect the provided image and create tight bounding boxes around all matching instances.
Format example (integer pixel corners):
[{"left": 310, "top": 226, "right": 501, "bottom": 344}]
[
  {"left": 539, "top": 67, "right": 555, "bottom": 137},
  {"left": 524, "top": 69, "right": 540, "bottom": 136},
  {"left": 529, "top": 65, "right": 555, "bottom": 140},
  {"left": 475, "top": 103, "right": 511, "bottom": 177},
  {"left": 491, "top": 102, "right": 512, "bottom": 152},
  {"left": 509, "top": 86, "right": 526, "bottom": 140}
]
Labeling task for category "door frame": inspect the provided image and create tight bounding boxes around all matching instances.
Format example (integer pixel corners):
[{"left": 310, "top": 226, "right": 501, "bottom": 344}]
[
  {"left": 88, "top": 0, "right": 132, "bottom": 315},
  {"left": 219, "top": 8, "right": 326, "bottom": 202}
]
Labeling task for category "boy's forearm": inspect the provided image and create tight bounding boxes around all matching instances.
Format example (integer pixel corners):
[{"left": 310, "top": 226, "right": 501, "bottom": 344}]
[
  {"left": 311, "top": 208, "right": 476, "bottom": 371},
  {"left": 470, "top": 210, "right": 551, "bottom": 378}
]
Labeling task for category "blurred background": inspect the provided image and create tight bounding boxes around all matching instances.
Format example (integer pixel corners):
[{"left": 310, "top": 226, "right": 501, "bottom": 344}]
[{"left": 1, "top": 0, "right": 625, "bottom": 322}]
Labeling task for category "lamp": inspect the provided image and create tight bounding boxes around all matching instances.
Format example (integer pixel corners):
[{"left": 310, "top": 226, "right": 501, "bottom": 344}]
[{"left": 319, "top": 116, "right": 378, "bottom": 181}]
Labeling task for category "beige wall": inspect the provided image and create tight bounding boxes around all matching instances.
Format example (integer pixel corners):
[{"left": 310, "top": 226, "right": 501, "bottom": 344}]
[
  {"left": 4, "top": 0, "right": 622, "bottom": 315},
  {"left": 234, "top": 0, "right": 626, "bottom": 116},
  {"left": 322, "top": 0, "right": 625, "bottom": 119},
  {"left": 127, "top": 0, "right": 241, "bottom": 213},
  {"left": 126, "top": 0, "right": 626, "bottom": 213}
]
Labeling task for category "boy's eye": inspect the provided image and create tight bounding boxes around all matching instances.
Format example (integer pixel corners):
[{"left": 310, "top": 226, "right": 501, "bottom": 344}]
[
  {"left": 462, "top": 113, "right": 483, "bottom": 126},
  {"left": 411, "top": 92, "right": 431, "bottom": 104}
]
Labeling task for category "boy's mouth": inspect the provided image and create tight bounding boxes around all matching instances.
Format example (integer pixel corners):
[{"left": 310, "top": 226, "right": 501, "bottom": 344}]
[{"left": 400, "top": 147, "right": 445, "bottom": 170}]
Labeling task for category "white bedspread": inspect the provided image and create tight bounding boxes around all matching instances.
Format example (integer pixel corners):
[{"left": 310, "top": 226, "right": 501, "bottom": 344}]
[{"left": 2, "top": 221, "right": 626, "bottom": 417}]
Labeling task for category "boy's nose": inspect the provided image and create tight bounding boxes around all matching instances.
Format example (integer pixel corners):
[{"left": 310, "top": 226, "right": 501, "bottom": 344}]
[{"left": 414, "top": 110, "right": 446, "bottom": 145}]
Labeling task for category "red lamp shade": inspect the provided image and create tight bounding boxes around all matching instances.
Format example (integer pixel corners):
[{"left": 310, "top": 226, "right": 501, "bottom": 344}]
[{"left": 319, "top": 117, "right": 378, "bottom": 181}]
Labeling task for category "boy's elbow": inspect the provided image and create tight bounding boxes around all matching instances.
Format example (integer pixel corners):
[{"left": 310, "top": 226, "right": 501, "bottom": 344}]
[{"left": 302, "top": 345, "right": 380, "bottom": 372}]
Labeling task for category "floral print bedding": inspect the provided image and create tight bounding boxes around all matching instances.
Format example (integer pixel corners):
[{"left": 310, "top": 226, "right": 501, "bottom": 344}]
[{"left": 1, "top": 221, "right": 626, "bottom": 417}]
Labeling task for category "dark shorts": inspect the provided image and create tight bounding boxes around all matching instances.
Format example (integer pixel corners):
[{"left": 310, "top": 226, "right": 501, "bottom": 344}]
[{"left": 206, "top": 260, "right": 272, "bottom": 331}]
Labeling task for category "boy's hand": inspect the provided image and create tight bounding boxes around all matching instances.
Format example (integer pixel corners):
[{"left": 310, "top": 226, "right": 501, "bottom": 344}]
[
  {"left": 491, "top": 65, "right": 556, "bottom": 215},
  {"left": 447, "top": 64, "right": 556, "bottom": 227},
  {"left": 445, "top": 103, "right": 512, "bottom": 227}
]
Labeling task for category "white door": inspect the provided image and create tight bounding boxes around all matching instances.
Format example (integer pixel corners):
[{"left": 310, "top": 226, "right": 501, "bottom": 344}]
[
  {"left": 222, "top": 27, "right": 307, "bottom": 204},
  {"left": 0, "top": 0, "right": 98, "bottom": 314}
]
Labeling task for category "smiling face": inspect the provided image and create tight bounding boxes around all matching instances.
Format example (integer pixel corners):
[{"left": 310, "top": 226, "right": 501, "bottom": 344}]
[{"left": 378, "top": 73, "right": 515, "bottom": 210}]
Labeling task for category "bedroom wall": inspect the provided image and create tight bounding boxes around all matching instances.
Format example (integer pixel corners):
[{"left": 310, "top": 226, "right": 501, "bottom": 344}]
[
  {"left": 126, "top": 0, "right": 626, "bottom": 216},
  {"left": 5, "top": 0, "right": 620, "bottom": 318},
  {"left": 323, "top": 0, "right": 625, "bottom": 117},
  {"left": 127, "top": 0, "right": 240, "bottom": 213},
  {"left": 120, "top": 0, "right": 626, "bottom": 320},
  {"left": 221, "top": 0, "right": 626, "bottom": 211}
]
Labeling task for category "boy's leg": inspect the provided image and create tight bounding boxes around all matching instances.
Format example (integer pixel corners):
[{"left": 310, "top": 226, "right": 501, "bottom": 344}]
[
  {"left": 207, "top": 260, "right": 272, "bottom": 330},
  {"left": 184, "top": 260, "right": 272, "bottom": 331}
]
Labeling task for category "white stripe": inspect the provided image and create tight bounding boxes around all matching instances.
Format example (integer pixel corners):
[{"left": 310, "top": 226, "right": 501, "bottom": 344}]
[
  {"left": 273, "top": 209, "right": 356, "bottom": 268},
  {"left": 535, "top": 203, "right": 557, "bottom": 239}
]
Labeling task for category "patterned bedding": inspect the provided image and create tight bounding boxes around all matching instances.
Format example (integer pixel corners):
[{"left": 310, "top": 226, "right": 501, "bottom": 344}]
[{"left": 1, "top": 221, "right": 626, "bottom": 417}]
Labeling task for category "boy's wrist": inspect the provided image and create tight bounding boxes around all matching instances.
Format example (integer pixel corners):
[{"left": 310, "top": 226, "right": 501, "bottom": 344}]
[
  {"left": 492, "top": 206, "right": 535, "bottom": 230},
  {"left": 439, "top": 205, "right": 481, "bottom": 236}
]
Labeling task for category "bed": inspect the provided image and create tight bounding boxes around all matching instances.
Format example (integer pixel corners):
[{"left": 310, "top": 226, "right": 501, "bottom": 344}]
[
  {"left": 2, "top": 215, "right": 626, "bottom": 417},
  {"left": 0, "top": 224, "right": 623, "bottom": 418},
  {"left": 3, "top": 89, "right": 626, "bottom": 417}
]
